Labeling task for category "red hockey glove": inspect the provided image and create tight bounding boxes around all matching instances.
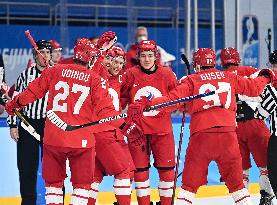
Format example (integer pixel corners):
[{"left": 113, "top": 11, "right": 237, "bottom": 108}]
[
  {"left": 127, "top": 96, "right": 150, "bottom": 121},
  {"left": 258, "top": 68, "right": 276, "bottom": 84},
  {"left": 97, "top": 31, "right": 116, "bottom": 50},
  {"left": 121, "top": 121, "right": 145, "bottom": 146},
  {"left": 5, "top": 95, "right": 24, "bottom": 116},
  {"left": 0, "top": 82, "right": 10, "bottom": 94}
]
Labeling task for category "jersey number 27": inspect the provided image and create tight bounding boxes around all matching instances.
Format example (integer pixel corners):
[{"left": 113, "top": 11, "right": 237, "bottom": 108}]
[{"left": 52, "top": 81, "right": 90, "bottom": 114}]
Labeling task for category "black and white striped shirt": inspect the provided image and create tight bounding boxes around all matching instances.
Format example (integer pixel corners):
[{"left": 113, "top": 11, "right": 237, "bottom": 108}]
[
  {"left": 7, "top": 65, "right": 48, "bottom": 127},
  {"left": 255, "top": 84, "right": 277, "bottom": 136}
]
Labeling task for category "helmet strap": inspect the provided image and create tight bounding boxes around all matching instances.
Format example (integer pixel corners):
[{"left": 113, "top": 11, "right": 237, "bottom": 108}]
[{"left": 88, "top": 57, "right": 98, "bottom": 69}]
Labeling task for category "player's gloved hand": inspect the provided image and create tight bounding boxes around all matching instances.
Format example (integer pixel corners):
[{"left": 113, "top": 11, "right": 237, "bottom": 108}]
[
  {"left": 127, "top": 96, "right": 150, "bottom": 121},
  {"left": 121, "top": 121, "right": 144, "bottom": 146},
  {"left": 97, "top": 31, "right": 116, "bottom": 50},
  {"left": 5, "top": 95, "right": 23, "bottom": 116},
  {"left": 0, "top": 82, "right": 10, "bottom": 94},
  {"left": 258, "top": 68, "right": 276, "bottom": 84}
]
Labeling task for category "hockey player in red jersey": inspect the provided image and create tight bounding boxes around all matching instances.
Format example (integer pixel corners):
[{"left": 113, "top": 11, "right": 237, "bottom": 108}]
[
  {"left": 50, "top": 40, "right": 63, "bottom": 65},
  {"left": 89, "top": 46, "right": 136, "bottom": 205},
  {"left": 128, "top": 48, "right": 276, "bottom": 205},
  {"left": 220, "top": 48, "right": 274, "bottom": 205},
  {"left": 5, "top": 38, "right": 141, "bottom": 205},
  {"left": 121, "top": 40, "right": 178, "bottom": 205}
]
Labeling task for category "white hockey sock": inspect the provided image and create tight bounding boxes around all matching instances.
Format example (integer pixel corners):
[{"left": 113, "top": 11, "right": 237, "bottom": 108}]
[
  {"left": 135, "top": 179, "right": 151, "bottom": 197},
  {"left": 259, "top": 167, "right": 275, "bottom": 195},
  {"left": 176, "top": 188, "right": 195, "bottom": 205},
  {"left": 158, "top": 180, "right": 174, "bottom": 197},
  {"left": 231, "top": 188, "right": 252, "bottom": 205},
  {"left": 113, "top": 178, "right": 132, "bottom": 196},
  {"left": 70, "top": 188, "right": 90, "bottom": 205},
  {"left": 90, "top": 182, "right": 100, "bottom": 201},
  {"left": 45, "top": 186, "right": 63, "bottom": 205},
  {"left": 243, "top": 169, "right": 250, "bottom": 189}
]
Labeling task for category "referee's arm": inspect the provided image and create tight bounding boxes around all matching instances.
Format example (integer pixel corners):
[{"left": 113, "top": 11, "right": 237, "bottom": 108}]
[
  {"left": 6, "top": 73, "right": 23, "bottom": 128},
  {"left": 255, "top": 85, "right": 277, "bottom": 119}
]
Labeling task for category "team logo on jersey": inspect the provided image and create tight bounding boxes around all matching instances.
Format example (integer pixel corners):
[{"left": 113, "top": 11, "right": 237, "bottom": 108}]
[
  {"left": 146, "top": 91, "right": 154, "bottom": 100},
  {"left": 134, "top": 86, "right": 162, "bottom": 116}
]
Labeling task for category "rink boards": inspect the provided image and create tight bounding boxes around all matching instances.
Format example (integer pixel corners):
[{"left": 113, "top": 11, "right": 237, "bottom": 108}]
[{"left": 0, "top": 117, "right": 263, "bottom": 204}]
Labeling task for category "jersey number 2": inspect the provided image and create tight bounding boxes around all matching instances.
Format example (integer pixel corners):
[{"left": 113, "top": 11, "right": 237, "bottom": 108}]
[{"left": 52, "top": 81, "right": 90, "bottom": 114}]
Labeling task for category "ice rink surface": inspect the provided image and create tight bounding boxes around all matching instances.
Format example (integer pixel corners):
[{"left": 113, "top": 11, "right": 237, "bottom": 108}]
[{"left": 127, "top": 195, "right": 277, "bottom": 205}]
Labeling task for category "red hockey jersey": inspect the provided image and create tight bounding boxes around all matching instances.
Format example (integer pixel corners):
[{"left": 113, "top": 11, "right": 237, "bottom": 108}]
[
  {"left": 16, "top": 63, "right": 124, "bottom": 148},
  {"left": 121, "top": 65, "right": 177, "bottom": 134},
  {"left": 151, "top": 68, "right": 270, "bottom": 135},
  {"left": 225, "top": 65, "right": 257, "bottom": 77},
  {"left": 108, "top": 74, "right": 124, "bottom": 112}
]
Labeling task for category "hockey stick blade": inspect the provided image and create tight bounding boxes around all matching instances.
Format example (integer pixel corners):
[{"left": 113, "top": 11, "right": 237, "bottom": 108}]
[
  {"left": 0, "top": 92, "right": 41, "bottom": 141},
  {"left": 21, "top": 122, "right": 40, "bottom": 141},
  {"left": 181, "top": 53, "right": 191, "bottom": 75},
  {"left": 14, "top": 110, "right": 41, "bottom": 141}
]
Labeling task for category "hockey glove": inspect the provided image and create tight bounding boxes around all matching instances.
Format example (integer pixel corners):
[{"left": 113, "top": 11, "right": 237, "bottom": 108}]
[
  {"left": 121, "top": 121, "right": 145, "bottom": 146},
  {"left": 258, "top": 68, "right": 276, "bottom": 84},
  {"left": 0, "top": 82, "right": 10, "bottom": 94},
  {"left": 5, "top": 95, "right": 25, "bottom": 116},
  {"left": 97, "top": 31, "right": 116, "bottom": 50},
  {"left": 127, "top": 96, "right": 150, "bottom": 121}
]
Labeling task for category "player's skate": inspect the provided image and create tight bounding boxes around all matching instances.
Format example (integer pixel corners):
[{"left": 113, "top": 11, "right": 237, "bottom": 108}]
[{"left": 259, "top": 190, "right": 275, "bottom": 205}]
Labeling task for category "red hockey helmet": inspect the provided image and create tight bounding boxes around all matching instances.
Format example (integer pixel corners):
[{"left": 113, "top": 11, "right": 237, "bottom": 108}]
[
  {"left": 193, "top": 48, "right": 216, "bottom": 67},
  {"left": 106, "top": 47, "right": 125, "bottom": 59},
  {"left": 50, "top": 40, "right": 62, "bottom": 51},
  {"left": 73, "top": 38, "right": 100, "bottom": 63},
  {"left": 220, "top": 47, "right": 240, "bottom": 66},
  {"left": 112, "top": 47, "right": 125, "bottom": 59},
  {"left": 137, "top": 40, "right": 157, "bottom": 53}
]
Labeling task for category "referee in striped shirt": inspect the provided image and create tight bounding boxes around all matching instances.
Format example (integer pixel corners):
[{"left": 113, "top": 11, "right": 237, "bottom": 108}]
[
  {"left": 255, "top": 50, "right": 277, "bottom": 198},
  {"left": 7, "top": 40, "right": 52, "bottom": 205}
]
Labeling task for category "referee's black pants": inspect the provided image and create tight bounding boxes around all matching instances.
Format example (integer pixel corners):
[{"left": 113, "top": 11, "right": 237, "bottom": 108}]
[
  {"left": 267, "top": 134, "right": 277, "bottom": 195},
  {"left": 17, "top": 118, "right": 45, "bottom": 205}
]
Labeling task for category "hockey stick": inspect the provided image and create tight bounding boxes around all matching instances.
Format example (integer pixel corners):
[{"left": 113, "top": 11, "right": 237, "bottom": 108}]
[
  {"left": 25, "top": 30, "right": 49, "bottom": 67},
  {"left": 181, "top": 53, "right": 191, "bottom": 75},
  {"left": 171, "top": 54, "right": 190, "bottom": 204},
  {"left": 171, "top": 106, "right": 186, "bottom": 205},
  {"left": 47, "top": 87, "right": 229, "bottom": 131},
  {"left": 0, "top": 91, "right": 40, "bottom": 141}
]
